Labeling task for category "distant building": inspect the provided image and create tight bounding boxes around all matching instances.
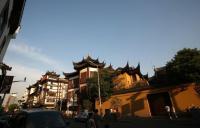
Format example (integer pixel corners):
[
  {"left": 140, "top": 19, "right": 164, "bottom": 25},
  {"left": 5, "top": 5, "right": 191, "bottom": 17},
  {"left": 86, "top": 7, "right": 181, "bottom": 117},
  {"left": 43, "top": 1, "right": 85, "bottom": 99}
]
[
  {"left": 4, "top": 93, "right": 18, "bottom": 111},
  {"left": 0, "top": 0, "right": 26, "bottom": 62},
  {"left": 26, "top": 82, "right": 39, "bottom": 108},
  {"left": 26, "top": 71, "right": 68, "bottom": 109}
]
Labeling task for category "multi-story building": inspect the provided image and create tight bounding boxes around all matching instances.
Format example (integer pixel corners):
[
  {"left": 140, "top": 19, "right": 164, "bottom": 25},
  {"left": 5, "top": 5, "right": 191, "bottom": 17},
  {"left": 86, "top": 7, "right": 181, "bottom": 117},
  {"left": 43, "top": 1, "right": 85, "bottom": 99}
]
[
  {"left": 0, "top": 0, "right": 26, "bottom": 101},
  {"left": 4, "top": 92, "right": 17, "bottom": 111},
  {"left": 0, "top": 0, "right": 26, "bottom": 62},
  {"left": 26, "top": 71, "right": 68, "bottom": 109},
  {"left": 63, "top": 56, "right": 105, "bottom": 112},
  {"left": 26, "top": 82, "right": 39, "bottom": 108}
]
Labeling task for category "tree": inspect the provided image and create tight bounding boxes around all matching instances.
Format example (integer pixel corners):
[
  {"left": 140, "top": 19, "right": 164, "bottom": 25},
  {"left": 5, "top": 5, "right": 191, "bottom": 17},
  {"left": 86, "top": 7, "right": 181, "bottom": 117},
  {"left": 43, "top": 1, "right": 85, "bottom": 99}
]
[
  {"left": 166, "top": 48, "right": 200, "bottom": 84},
  {"left": 86, "top": 68, "right": 116, "bottom": 109},
  {"left": 8, "top": 104, "right": 19, "bottom": 112}
]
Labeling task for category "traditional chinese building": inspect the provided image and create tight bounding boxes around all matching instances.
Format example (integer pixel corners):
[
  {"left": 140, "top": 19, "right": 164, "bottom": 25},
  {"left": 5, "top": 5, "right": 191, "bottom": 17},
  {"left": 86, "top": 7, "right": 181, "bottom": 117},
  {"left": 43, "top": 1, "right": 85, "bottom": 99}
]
[
  {"left": 63, "top": 56, "right": 105, "bottom": 112},
  {"left": 113, "top": 62, "right": 149, "bottom": 91},
  {"left": 26, "top": 71, "right": 68, "bottom": 109},
  {"left": 96, "top": 66, "right": 200, "bottom": 117},
  {"left": 26, "top": 82, "right": 39, "bottom": 108}
]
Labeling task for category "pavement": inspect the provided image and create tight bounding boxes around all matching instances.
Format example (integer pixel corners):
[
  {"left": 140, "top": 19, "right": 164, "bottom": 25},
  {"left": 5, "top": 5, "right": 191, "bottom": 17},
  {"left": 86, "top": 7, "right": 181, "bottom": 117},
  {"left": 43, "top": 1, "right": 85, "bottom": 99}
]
[{"left": 67, "top": 117, "right": 200, "bottom": 128}]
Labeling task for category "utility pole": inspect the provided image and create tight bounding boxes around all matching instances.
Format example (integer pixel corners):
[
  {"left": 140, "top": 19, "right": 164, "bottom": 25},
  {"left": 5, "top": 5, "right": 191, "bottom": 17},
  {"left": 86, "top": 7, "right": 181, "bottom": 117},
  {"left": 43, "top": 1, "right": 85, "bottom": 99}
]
[
  {"left": 97, "top": 65, "right": 102, "bottom": 114},
  {"left": 59, "top": 80, "right": 62, "bottom": 111}
]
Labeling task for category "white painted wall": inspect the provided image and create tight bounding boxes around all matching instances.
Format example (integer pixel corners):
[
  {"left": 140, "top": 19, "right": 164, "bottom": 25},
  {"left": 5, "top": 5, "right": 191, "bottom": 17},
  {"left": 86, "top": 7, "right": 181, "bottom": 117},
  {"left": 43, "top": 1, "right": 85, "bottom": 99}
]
[
  {"left": 89, "top": 67, "right": 98, "bottom": 72},
  {"left": 80, "top": 68, "right": 87, "bottom": 73}
]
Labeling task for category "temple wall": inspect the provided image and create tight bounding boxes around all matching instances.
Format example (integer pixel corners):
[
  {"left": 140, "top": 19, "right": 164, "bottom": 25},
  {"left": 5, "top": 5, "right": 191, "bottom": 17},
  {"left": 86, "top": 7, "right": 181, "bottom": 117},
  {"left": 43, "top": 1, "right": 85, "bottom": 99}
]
[
  {"left": 170, "top": 84, "right": 200, "bottom": 112},
  {"left": 96, "top": 83, "right": 200, "bottom": 117}
]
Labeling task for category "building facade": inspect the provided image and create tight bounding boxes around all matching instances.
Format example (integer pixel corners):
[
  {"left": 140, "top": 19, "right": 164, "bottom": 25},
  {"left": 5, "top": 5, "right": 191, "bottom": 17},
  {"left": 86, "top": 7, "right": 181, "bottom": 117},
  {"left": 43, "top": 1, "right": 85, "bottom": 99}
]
[
  {"left": 96, "top": 65, "right": 200, "bottom": 117},
  {"left": 96, "top": 83, "right": 200, "bottom": 117},
  {"left": 113, "top": 62, "right": 149, "bottom": 91},
  {"left": 0, "top": 0, "right": 26, "bottom": 62},
  {"left": 0, "top": 0, "right": 26, "bottom": 103},
  {"left": 26, "top": 71, "right": 68, "bottom": 109},
  {"left": 63, "top": 56, "right": 105, "bottom": 113}
]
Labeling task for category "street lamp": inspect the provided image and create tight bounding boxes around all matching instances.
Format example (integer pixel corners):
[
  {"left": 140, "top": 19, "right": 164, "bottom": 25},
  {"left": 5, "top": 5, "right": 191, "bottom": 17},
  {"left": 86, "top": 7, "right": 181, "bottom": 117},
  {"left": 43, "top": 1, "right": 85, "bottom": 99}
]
[
  {"left": 96, "top": 65, "right": 102, "bottom": 112},
  {"left": 13, "top": 77, "right": 26, "bottom": 83}
]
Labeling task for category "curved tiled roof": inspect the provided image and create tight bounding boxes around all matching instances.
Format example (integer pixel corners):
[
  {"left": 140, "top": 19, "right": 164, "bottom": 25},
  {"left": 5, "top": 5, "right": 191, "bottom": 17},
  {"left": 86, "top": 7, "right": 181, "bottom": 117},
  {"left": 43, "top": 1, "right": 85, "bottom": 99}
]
[
  {"left": 73, "top": 55, "right": 105, "bottom": 70},
  {"left": 63, "top": 71, "right": 79, "bottom": 78}
]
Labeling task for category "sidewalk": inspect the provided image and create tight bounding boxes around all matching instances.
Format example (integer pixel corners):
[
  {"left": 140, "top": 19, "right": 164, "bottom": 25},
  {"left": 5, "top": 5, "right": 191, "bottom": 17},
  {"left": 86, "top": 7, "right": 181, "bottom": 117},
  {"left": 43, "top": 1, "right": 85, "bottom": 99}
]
[
  {"left": 115, "top": 116, "right": 200, "bottom": 128},
  {"left": 67, "top": 116, "right": 200, "bottom": 128}
]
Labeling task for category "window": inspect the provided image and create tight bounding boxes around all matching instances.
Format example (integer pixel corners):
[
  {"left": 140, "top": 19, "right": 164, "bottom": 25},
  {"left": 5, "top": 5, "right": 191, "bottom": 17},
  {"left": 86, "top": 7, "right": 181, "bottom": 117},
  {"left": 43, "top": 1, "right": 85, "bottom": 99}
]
[
  {"left": 90, "top": 71, "right": 97, "bottom": 77},
  {"left": 0, "top": 2, "right": 9, "bottom": 36},
  {"left": 80, "top": 72, "right": 87, "bottom": 84},
  {"left": 73, "top": 78, "right": 79, "bottom": 88}
]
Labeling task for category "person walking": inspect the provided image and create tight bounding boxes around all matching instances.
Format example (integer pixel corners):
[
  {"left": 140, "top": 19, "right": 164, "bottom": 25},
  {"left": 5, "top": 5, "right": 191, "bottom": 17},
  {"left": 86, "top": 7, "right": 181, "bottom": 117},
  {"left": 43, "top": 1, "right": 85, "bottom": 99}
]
[
  {"left": 165, "top": 105, "right": 172, "bottom": 120},
  {"left": 172, "top": 106, "right": 178, "bottom": 119},
  {"left": 103, "top": 109, "right": 113, "bottom": 128},
  {"left": 86, "top": 112, "right": 96, "bottom": 128},
  {"left": 93, "top": 109, "right": 101, "bottom": 128}
]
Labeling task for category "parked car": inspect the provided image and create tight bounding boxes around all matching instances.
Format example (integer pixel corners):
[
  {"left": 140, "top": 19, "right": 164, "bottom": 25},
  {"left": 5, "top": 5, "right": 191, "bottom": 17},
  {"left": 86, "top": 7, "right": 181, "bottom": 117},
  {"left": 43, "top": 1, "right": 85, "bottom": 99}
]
[
  {"left": 0, "top": 120, "right": 10, "bottom": 128},
  {"left": 0, "top": 112, "right": 11, "bottom": 128},
  {"left": 9, "top": 109, "right": 69, "bottom": 128}
]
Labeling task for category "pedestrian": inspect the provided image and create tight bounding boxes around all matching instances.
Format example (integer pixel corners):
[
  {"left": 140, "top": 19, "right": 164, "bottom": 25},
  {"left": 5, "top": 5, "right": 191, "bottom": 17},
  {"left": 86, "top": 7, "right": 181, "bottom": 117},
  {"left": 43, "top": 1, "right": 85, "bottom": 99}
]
[
  {"left": 93, "top": 109, "right": 101, "bottom": 128},
  {"left": 172, "top": 106, "right": 178, "bottom": 119},
  {"left": 103, "top": 109, "right": 113, "bottom": 128},
  {"left": 86, "top": 112, "right": 96, "bottom": 128},
  {"left": 115, "top": 109, "right": 121, "bottom": 120},
  {"left": 165, "top": 105, "right": 172, "bottom": 120}
]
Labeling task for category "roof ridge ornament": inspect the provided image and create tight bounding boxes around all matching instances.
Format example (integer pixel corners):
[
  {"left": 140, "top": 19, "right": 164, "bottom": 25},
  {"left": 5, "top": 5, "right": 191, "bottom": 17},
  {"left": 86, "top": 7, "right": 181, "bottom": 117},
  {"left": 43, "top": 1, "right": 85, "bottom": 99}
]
[
  {"left": 137, "top": 62, "right": 140, "bottom": 69},
  {"left": 125, "top": 61, "right": 130, "bottom": 68}
]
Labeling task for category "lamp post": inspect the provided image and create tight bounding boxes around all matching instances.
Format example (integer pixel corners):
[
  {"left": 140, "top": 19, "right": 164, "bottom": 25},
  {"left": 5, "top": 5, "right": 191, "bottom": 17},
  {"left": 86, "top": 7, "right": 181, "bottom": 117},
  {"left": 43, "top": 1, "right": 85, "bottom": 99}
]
[{"left": 96, "top": 65, "right": 102, "bottom": 113}]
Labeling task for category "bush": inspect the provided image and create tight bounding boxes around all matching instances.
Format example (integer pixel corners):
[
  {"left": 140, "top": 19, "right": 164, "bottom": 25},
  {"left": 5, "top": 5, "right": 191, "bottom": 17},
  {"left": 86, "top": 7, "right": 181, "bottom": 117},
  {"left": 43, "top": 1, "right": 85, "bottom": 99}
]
[{"left": 8, "top": 104, "right": 19, "bottom": 112}]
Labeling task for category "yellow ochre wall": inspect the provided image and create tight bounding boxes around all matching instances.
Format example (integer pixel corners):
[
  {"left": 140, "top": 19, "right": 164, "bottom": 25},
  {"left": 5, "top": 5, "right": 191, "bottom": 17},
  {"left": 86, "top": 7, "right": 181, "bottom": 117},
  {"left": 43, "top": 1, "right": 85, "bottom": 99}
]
[
  {"left": 96, "top": 83, "right": 200, "bottom": 117},
  {"left": 113, "top": 73, "right": 134, "bottom": 90},
  {"left": 170, "top": 84, "right": 200, "bottom": 112},
  {"left": 113, "top": 72, "right": 145, "bottom": 90}
]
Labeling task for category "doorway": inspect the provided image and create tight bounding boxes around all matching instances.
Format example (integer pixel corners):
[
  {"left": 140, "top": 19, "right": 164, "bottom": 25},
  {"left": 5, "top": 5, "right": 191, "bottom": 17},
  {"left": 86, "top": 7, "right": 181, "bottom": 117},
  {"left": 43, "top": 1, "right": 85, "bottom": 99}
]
[{"left": 147, "top": 92, "right": 172, "bottom": 116}]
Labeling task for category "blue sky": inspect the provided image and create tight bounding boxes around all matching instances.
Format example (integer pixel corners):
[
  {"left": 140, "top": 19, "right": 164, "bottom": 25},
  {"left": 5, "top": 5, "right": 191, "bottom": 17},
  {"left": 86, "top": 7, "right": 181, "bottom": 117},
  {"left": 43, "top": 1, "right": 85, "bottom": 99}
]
[{"left": 3, "top": 0, "right": 200, "bottom": 98}]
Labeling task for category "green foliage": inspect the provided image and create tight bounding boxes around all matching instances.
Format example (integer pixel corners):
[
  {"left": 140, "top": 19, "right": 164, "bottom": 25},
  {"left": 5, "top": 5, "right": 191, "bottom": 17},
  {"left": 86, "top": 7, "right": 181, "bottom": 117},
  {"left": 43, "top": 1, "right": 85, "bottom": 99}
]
[
  {"left": 86, "top": 68, "right": 116, "bottom": 101},
  {"left": 0, "top": 105, "right": 3, "bottom": 112},
  {"left": 8, "top": 104, "right": 19, "bottom": 112},
  {"left": 166, "top": 48, "right": 200, "bottom": 84}
]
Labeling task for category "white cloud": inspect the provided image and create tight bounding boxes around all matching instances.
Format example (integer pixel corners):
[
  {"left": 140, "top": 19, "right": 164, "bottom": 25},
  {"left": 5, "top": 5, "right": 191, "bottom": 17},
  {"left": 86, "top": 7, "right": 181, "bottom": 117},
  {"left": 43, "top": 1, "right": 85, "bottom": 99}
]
[
  {"left": 8, "top": 42, "right": 66, "bottom": 72},
  {"left": 2, "top": 42, "right": 70, "bottom": 99},
  {"left": 5, "top": 61, "right": 44, "bottom": 98}
]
